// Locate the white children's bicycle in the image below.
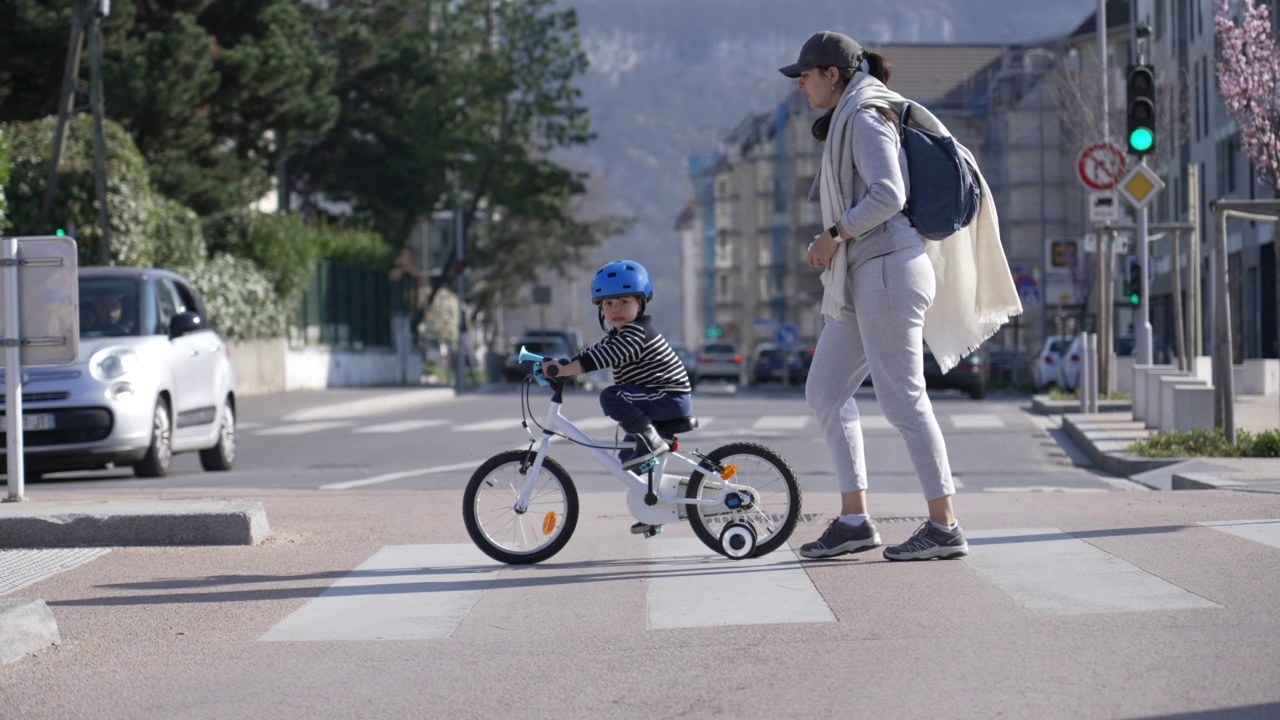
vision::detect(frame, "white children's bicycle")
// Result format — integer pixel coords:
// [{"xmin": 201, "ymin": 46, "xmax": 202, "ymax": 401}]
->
[{"xmin": 462, "ymin": 347, "xmax": 803, "ymax": 565}]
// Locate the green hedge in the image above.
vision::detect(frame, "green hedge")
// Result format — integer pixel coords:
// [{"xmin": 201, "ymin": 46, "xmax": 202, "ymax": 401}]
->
[{"xmin": 176, "ymin": 253, "xmax": 289, "ymax": 341}]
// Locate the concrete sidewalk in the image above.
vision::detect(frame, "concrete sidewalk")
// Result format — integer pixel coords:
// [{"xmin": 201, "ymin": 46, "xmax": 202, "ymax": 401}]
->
[{"xmin": 1038, "ymin": 392, "xmax": 1280, "ymax": 493}]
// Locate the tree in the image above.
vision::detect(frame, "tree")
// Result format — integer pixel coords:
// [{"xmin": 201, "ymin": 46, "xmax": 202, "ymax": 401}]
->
[
  {"xmin": 292, "ymin": 0, "xmax": 625, "ymax": 319},
  {"xmin": 1215, "ymin": 0, "xmax": 1280, "ymax": 365},
  {"xmin": 1214, "ymin": 0, "xmax": 1280, "ymax": 195},
  {"xmin": 0, "ymin": 0, "xmax": 339, "ymax": 218}
]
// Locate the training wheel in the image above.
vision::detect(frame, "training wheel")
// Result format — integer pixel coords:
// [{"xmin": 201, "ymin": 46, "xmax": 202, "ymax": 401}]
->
[{"xmin": 719, "ymin": 521, "xmax": 757, "ymax": 559}]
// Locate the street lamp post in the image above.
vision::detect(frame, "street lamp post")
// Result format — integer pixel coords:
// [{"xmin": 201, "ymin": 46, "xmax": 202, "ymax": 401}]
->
[
  {"xmin": 449, "ymin": 153, "xmax": 475, "ymax": 393},
  {"xmin": 453, "ymin": 183, "xmax": 466, "ymax": 393}
]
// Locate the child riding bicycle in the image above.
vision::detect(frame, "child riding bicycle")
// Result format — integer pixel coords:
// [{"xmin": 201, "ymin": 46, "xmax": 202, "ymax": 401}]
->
[{"xmin": 539, "ymin": 260, "xmax": 693, "ymax": 478}]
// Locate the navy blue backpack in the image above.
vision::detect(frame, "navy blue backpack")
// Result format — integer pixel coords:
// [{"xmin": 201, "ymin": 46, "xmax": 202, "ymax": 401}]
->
[{"xmin": 898, "ymin": 102, "xmax": 982, "ymax": 241}]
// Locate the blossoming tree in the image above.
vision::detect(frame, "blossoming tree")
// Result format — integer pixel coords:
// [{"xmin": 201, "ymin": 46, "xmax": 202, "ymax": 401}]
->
[{"xmin": 1214, "ymin": 0, "xmax": 1280, "ymax": 196}]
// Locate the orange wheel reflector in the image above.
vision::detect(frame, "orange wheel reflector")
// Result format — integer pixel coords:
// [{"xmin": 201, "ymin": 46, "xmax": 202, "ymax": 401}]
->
[
  {"xmin": 720, "ymin": 464, "xmax": 738, "ymax": 480},
  {"xmin": 542, "ymin": 511, "xmax": 558, "ymax": 535}
]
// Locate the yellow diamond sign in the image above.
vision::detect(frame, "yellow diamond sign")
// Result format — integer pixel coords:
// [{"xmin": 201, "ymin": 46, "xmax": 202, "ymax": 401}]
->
[{"xmin": 1117, "ymin": 163, "xmax": 1165, "ymax": 210}]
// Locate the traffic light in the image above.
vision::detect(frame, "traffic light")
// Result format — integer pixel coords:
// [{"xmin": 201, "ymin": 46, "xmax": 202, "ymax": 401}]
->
[
  {"xmin": 1126, "ymin": 64, "xmax": 1156, "ymax": 155},
  {"xmin": 1127, "ymin": 259, "xmax": 1142, "ymax": 306}
]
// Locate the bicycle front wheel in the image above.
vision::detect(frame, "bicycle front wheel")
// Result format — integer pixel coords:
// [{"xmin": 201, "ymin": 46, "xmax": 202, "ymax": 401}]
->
[
  {"xmin": 463, "ymin": 449, "xmax": 579, "ymax": 565},
  {"xmin": 685, "ymin": 442, "xmax": 802, "ymax": 558}
]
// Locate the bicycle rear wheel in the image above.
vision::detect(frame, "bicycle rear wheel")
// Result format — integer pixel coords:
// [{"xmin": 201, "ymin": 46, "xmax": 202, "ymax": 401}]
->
[
  {"xmin": 685, "ymin": 442, "xmax": 802, "ymax": 558},
  {"xmin": 463, "ymin": 449, "xmax": 578, "ymax": 565}
]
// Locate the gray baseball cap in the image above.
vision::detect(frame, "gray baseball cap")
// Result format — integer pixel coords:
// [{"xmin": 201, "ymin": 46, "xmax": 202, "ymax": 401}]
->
[{"xmin": 778, "ymin": 31, "xmax": 863, "ymax": 78}]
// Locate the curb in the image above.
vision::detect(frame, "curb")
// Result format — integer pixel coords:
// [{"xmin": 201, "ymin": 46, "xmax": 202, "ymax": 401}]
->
[
  {"xmin": 0, "ymin": 499, "xmax": 271, "ymax": 548},
  {"xmin": 1059, "ymin": 414, "xmax": 1176, "ymax": 479},
  {"xmin": 0, "ymin": 598, "xmax": 59, "ymax": 666}
]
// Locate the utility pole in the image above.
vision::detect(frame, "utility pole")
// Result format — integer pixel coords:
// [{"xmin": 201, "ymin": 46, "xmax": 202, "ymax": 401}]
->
[
  {"xmin": 89, "ymin": 0, "xmax": 110, "ymax": 265},
  {"xmin": 42, "ymin": 0, "xmax": 90, "ymax": 226},
  {"xmin": 42, "ymin": 0, "xmax": 111, "ymax": 264}
]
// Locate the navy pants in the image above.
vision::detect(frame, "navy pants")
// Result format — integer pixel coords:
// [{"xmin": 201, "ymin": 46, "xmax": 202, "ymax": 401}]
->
[{"xmin": 599, "ymin": 385, "xmax": 693, "ymax": 430}]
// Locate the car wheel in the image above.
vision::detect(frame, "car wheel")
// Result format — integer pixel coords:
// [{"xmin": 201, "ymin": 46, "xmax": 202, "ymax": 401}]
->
[
  {"xmin": 134, "ymin": 399, "xmax": 173, "ymax": 478},
  {"xmin": 199, "ymin": 399, "xmax": 236, "ymax": 472},
  {"xmin": 969, "ymin": 385, "xmax": 987, "ymax": 400}
]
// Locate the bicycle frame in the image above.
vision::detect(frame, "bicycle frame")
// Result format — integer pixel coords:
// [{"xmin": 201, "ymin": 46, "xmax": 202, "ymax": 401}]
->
[{"xmin": 513, "ymin": 388, "xmax": 741, "ymax": 519}]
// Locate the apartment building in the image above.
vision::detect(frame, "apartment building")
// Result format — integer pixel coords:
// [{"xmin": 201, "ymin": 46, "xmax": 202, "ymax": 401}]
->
[{"xmin": 680, "ymin": 0, "xmax": 1279, "ymax": 376}]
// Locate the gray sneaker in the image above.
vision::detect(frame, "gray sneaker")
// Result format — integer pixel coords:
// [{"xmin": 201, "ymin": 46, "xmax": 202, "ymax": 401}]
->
[
  {"xmin": 883, "ymin": 521, "xmax": 970, "ymax": 561},
  {"xmin": 798, "ymin": 518, "xmax": 881, "ymax": 559}
]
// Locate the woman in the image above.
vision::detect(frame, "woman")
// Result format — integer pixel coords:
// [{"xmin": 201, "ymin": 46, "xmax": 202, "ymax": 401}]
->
[{"xmin": 778, "ymin": 31, "xmax": 1020, "ymax": 561}]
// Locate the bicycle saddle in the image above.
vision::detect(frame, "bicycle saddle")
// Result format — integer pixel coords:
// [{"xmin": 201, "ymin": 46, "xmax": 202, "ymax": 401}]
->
[{"xmin": 654, "ymin": 416, "xmax": 699, "ymax": 437}]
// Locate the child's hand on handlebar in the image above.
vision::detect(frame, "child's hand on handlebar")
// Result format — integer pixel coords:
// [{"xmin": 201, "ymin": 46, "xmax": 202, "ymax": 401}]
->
[{"xmin": 540, "ymin": 357, "xmax": 578, "ymax": 379}]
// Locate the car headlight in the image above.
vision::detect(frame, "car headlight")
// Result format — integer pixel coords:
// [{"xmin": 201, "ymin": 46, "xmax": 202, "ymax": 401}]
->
[{"xmin": 90, "ymin": 347, "xmax": 139, "ymax": 380}]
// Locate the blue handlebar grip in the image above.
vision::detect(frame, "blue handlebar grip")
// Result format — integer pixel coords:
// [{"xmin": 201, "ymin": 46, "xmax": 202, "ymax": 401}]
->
[{"xmin": 517, "ymin": 346, "xmax": 552, "ymax": 387}]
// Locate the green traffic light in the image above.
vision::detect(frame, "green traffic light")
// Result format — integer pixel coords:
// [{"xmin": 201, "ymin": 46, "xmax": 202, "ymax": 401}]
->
[
  {"xmin": 1129, "ymin": 127, "xmax": 1154, "ymax": 153},
  {"xmin": 55, "ymin": 228, "xmax": 66, "ymax": 236},
  {"xmin": 1130, "ymin": 292, "xmax": 1141, "ymax": 305}
]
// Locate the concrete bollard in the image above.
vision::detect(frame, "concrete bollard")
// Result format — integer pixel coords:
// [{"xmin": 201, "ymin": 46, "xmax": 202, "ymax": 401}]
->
[
  {"xmin": 1157, "ymin": 376, "xmax": 1210, "ymax": 433},
  {"xmin": 1135, "ymin": 365, "xmax": 1180, "ymax": 423},
  {"xmin": 1173, "ymin": 385, "xmax": 1217, "ymax": 434},
  {"xmin": 1238, "ymin": 359, "xmax": 1279, "ymax": 396}
]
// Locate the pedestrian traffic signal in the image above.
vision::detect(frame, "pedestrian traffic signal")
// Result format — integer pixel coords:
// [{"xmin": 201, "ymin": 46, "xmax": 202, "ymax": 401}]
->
[
  {"xmin": 1126, "ymin": 64, "xmax": 1156, "ymax": 155},
  {"xmin": 1128, "ymin": 259, "xmax": 1142, "ymax": 306}
]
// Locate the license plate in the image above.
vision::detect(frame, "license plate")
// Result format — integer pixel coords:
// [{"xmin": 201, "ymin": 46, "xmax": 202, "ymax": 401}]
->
[{"xmin": 23, "ymin": 413, "xmax": 55, "ymax": 431}]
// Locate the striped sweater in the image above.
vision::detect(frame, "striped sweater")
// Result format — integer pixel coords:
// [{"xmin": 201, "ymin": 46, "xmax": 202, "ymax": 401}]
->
[{"xmin": 575, "ymin": 316, "xmax": 691, "ymax": 393}]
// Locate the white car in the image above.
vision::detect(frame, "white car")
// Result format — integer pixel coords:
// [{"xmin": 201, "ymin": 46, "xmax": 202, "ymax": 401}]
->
[
  {"xmin": 1033, "ymin": 334, "xmax": 1074, "ymax": 390},
  {"xmin": 1, "ymin": 267, "xmax": 237, "ymax": 480},
  {"xmin": 1057, "ymin": 335, "xmax": 1082, "ymax": 391}
]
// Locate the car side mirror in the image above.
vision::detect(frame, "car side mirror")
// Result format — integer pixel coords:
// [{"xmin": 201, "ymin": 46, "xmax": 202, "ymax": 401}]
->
[{"xmin": 170, "ymin": 310, "xmax": 204, "ymax": 338}]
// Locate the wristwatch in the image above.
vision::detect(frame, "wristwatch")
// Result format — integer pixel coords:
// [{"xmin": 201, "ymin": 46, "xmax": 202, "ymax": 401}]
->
[{"xmin": 827, "ymin": 223, "xmax": 841, "ymax": 241}]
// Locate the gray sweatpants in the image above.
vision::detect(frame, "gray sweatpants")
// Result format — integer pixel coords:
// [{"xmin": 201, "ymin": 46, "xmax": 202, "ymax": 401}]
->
[{"xmin": 804, "ymin": 244, "xmax": 954, "ymax": 500}]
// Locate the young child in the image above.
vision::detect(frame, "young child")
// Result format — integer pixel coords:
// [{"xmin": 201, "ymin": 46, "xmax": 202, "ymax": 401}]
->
[{"xmin": 540, "ymin": 259, "xmax": 692, "ymax": 472}]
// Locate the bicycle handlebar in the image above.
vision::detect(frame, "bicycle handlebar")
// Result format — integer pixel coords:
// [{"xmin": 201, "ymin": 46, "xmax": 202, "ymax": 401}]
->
[{"xmin": 516, "ymin": 345, "xmax": 561, "ymax": 387}]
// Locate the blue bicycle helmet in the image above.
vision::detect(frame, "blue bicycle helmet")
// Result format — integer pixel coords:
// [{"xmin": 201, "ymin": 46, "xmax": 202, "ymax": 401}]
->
[{"xmin": 591, "ymin": 260, "xmax": 653, "ymax": 304}]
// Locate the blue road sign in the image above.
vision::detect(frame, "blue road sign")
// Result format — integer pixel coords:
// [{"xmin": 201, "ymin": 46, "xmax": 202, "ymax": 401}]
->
[{"xmin": 776, "ymin": 323, "xmax": 800, "ymax": 347}]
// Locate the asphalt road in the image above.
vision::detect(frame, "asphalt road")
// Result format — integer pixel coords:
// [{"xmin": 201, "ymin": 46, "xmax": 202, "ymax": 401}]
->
[
  {"xmin": 21, "ymin": 384, "xmax": 1137, "ymax": 498},
  {"xmin": 5, "ymin": 386, "xmax": 1279, "ymax": 718}
]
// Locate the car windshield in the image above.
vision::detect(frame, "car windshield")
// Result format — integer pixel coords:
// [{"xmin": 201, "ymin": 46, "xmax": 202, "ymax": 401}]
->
[
  {"xmin": 79, "ymin": 278, "xmax": 140, "ymax": 338},
  {"xmin": 518, "ymin": 339, "xmax": 568, "ymax": 357}
]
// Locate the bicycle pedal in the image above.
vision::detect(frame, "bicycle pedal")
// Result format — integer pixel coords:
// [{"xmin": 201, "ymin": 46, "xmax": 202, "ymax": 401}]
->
[
  {"xmin": 636, "ymin": 458, "xmax": 659, "ymax": 474},
  {"xmin": 642, "ymin": 525, "xmax": 664, "ymax": 539}
]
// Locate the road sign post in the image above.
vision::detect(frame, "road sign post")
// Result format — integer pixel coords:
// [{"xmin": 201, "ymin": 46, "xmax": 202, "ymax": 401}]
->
[
  {"xmin": 1116, "ymin": 162, "xmax": 1165, "ymax": 364},
  {"xmin": 1, "ymin": 236, "xmax": 80, "ymax": 502}
]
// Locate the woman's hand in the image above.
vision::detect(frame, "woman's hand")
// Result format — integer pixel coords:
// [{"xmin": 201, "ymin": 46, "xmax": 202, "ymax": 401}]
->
[{"xmin": 808, "ymin": 232, "xmax": 839, "ymax": 269}]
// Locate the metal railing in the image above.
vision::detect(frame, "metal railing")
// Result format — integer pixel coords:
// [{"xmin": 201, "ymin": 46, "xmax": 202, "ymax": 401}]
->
[{"xmin": 293, "ymin": 260, "xmax": 412, "ymax": 348}]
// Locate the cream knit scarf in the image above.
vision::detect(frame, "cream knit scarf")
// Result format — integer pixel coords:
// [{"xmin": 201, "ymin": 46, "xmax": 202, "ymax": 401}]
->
[{"xmin": 819, "ymin": 73, "xmax": 1023, "ymax": 373}]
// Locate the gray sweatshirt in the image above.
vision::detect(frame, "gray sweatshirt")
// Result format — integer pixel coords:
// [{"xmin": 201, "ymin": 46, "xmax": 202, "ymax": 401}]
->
[{"xmin": 824, "ymin": 108, "xmax": 923, "ymax": 274}]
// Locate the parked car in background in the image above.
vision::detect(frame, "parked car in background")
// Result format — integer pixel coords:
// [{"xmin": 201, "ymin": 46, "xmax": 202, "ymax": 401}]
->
[
  {"xmin": 1034, "ymin": 334, "xmax": 1074, "ymax": 390},
  {"xmin": 923, "ymin": 346, "xmax": 987, "ymax": 399},
  {"xmin": 3, "ymin": 267, "xmax": 237, "ymax": 480},
  {"xmin": 502, "ymin": 335, "xmax": 571, "ymax": 382},
  {"xmin": 522, "ymin": 327, "xmax": 584, "ymax": 356},
  {"xmin": 697, "ymin": 341, "xmax": 743, "ymax": 385},
  {"xmin": 749, "ymin": 343, "xmax": 809, "ymax": 385},
  {"xmin": 1059, "ymin": 335, "xmax": 1134, "ymax": 392},
  {"xmin": 669, "ymin": 341, "xmax": 700, "ymax": 390}
]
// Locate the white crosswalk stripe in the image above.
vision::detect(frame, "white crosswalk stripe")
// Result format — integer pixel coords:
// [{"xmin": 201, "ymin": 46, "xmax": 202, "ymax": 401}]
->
[
  {"xmin": 752, "ymin": 415, "xmax": 809, "ymax": 430},
  {"xmin": 253, "ymin": 421, "xmax": 355, "ymax": 436},
  {"xmin": 646, "ymin": 538, "xmax": 834, "ymax": 628},
  {"xmin": 453, "ymin": 419, "xmax": 525, "ymax": 432},
  {"xmin": 244, "ymin": 413, "xmax": 1011, "ymax": 438},
  {"xmin": 259, "ymin": 544, "xmax": 496, "ymax": 642},
  {"xmin": 1198, "ymin": 519, "xmax": 1280, "ymax": 549},
  {"xmin": 354, "ymin": 419, "xmax": 449, "ymax": 434},
  {"xmin": 949, "ymin": 414, "xmax": 1007, "ymax": 429},
  {"xmin": 963, "ymin": 528, "xmax": 1221, "ymax": 614},
  {"xmin": 256, "ymin": 518, "xmax": 1280, "ymax": 640}
]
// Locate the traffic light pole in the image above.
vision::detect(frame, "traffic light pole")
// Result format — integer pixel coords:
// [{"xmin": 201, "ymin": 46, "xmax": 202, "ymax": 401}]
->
[{"xmin": 1136, "ymin": 158, "xmax": 1152, "ymax": 365}]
